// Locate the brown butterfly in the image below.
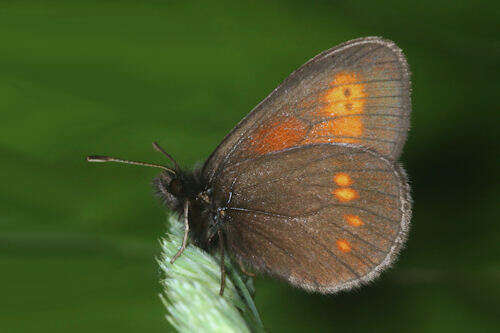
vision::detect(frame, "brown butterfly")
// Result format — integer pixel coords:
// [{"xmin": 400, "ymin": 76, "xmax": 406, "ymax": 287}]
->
[{"xmin": 88, "ymin": 37, "xmax": 412, "ymax": 296}]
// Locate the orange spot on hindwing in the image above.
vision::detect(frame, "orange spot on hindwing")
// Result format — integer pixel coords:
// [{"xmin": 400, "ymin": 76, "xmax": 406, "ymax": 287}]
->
[
  {"xmin": 336, "ymin": 239, "xmax": 351, "ymax": 253},
  {"xmin": 333, "ymin": 172, "xmax": 353, "ymax": 186},
  {"xmin": 344, "ymin": 214, "xmax": 364, "ymax": 227},
  {"xmin": 251, "ymin": 116, "xmax": 307, "ymax": 155},
  {"xmin": 332, "ymin": 172, "xmax": 358, "ymax": 202},
  {"xmin": 333, "ymin": 188, "xmax": 358, "ymax": 202}
]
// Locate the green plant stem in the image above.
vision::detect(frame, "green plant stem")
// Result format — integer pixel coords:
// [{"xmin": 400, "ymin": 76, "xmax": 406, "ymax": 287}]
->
[{"xmin": 158, "ymin": 215, "xmax": 264, "ymax": 332}]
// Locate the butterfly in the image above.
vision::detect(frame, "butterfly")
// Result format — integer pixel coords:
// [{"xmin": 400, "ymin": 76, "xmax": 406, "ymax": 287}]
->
[{"xmin": 88, "ymin": 37, "xmax": 412, "ymax": 296}]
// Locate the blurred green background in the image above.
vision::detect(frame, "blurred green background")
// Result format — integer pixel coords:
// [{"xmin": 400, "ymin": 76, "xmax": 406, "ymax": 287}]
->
[{"xmin": 1, "ymin": 0, "xmax": 498, "ymax": 332}]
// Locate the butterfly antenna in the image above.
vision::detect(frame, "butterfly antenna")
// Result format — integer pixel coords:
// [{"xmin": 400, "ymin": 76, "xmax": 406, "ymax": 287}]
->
[
  {"xmin": 152, "ymin": 142, "xmax": 181, "ymax": 171},
  {"xmin": 86, "ymin": 155, "xmax": 176, "ymax": 174}
]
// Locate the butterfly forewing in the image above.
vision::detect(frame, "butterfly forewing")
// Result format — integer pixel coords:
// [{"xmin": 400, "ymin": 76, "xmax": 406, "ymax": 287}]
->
[
  {"xmin": 213, "ymin": 144, "xmax": 411, "ymax": 292},
  {"xmin": 203, "ymin": 37, "xmax": 410, "ymax": 185}
]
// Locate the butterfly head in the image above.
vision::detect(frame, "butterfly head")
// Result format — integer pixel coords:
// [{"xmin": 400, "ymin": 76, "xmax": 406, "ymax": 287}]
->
[{"xmin": 153, "ymin": 171, "xmax": 185, "ymax": 212}]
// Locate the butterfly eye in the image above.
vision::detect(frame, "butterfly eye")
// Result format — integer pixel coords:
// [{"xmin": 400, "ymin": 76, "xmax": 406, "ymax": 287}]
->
[{"xmin": 169, "ymin": 178, "xmax": 184, "ymax": 197}]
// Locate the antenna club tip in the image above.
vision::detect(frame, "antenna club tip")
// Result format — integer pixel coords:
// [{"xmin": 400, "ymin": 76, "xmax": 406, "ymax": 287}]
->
[{"xmin": 86, "ymin": 155, "xmax": 110, "ymax": 162}]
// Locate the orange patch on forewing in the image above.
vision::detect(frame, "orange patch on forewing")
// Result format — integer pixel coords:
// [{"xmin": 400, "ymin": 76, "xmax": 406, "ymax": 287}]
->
[
  {"xmin": 333, "ymin": 188, "xmax": 358, "ymax": 202},
  {"xmin": 251, "ymin": 116, "xmax": 307, "ymax": 155},
  {"xmin": 333, "ymin": 172, "xmax": 353, "ymax": 186},
  {"xmin": 336, "ymin": 239, "xmax": 351, "ymax": 253},
  {"xmin": 322, "ymin": 76, "xmax": 366, "ymax": 117},
  {"xmin": 344, "ymin": 214, "xmax": 364, "ymax": 227},
  {"xmin": 308, "ymin": 71, "xmax": 366, "ymax": 145},
  {"xmin": 307, "ymin": 116, "xmax": 364, "ymax": 144}
]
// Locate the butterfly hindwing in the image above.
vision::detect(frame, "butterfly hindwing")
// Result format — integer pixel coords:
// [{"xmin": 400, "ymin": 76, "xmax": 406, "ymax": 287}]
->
[
  {"xmin": 203, "ymin": 37, "xmax": 411, "ymax": 185},
  {"xmin": 212, "ymin": 143, "xmax": 411, "ymax": 292}
]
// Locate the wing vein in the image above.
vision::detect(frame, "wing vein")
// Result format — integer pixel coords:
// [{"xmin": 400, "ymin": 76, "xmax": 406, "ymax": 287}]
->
[{"xmin": 236, "ymin": 212, "xmax": 362, "ymax": 279}]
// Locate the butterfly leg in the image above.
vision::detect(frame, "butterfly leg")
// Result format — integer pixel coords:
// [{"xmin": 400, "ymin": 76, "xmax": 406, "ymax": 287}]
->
[
  {"xmin": 218, "ymin": 230, "xmax": 226, "ymax": 296},
  {"xmin": 238, "ymin": 258, "xmax": 255, "ymax": 277},
  {"xmin": 170, "ymin": 200, "xmax": 189, "ymax": 264}
]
